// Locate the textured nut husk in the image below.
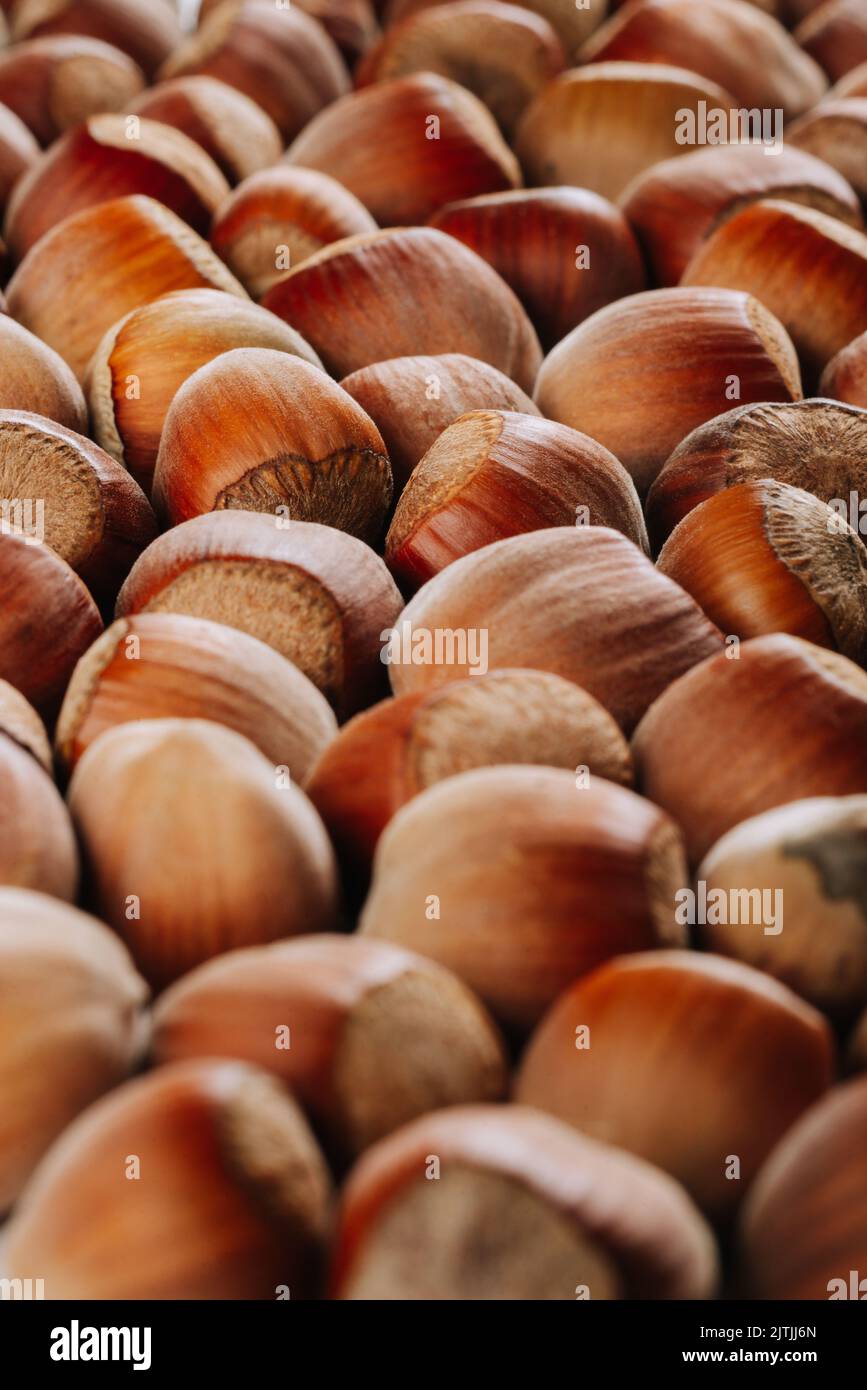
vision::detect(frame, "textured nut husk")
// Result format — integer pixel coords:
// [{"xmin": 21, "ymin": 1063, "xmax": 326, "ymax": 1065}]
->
[
  {"xmin": 581, "ymin": 0, "xmax": 827, "ymax": 119},
  {"xmin": 116, "ymin": 513, "xmax": 403, "ymax": 718},
  {"xmin": 516, "ymin": 951, "xmax": 834, "ymax": 1223},
  {"xmin": 0, "ymin": 410, "xmax": 156, "ymax": 606},
  {"xmin": 0, "ymin": 101, "xmax": 39, "ymax": 210},
  {"xmin": 0, "ymin": 35, "xmax": 145, "ymax": 145},
  {"xmin": 391, "ymin": 526, "xmax": 723, "ymax": 732},
  {"xmin": 821, "ymin": 329, "xmax": 867, "ymax": 407},
  {"xmin": 515, "ymin": 62, "xmax": 736, "ymax": 201},
  {"xmin": 4, "ymin": 113, "xmax": 231, "ymax": 260},
  {"xmin": 682, "ymin": 199, "xmax": 867, "ymax": 388},
  {"xmin": 796, "ymin": 0, "xmax": 867, "ymax": 82},
  {"xmin": 160, "ymin": 1, "xmax": 349, "ymax": 142},
  {"xmin": 656, "ymin": 479, "xmax": 867, "ymax": 661},
  {"xmin": 0, "ymin": 531, "xmax": 103, "ymax": 718},
  {"xmin": 632, "ymin": 634, "xmax": 867, "ymax": 864},
  {"xmin": 332, "ymin": 1104, "xmax": 719, "ymax": 1300},
  {"xmin": 360, "ymin": 765, "xmax": 688, "ymax": 1032},
  {"xmin": 263, "ymin": 227, "xmax": 542, "ymax": 393},
  {"xmin": 306, "ymin": 670, "xmax": 633, "ymax": 887},
  {"xmin": 3, "ymin": 1058, "xmax": 332, "ymax": 1298},
  {"xmin": 86, "ymin": 289, "xmax": 321, "ymax": 497},
  {"xmin": 341, "ymin": 354, "xmax": 539, "ymax": 495},
  {"xmin": 6, "ymin": 194, "xmax": 247, "ymax": 382},
  {"xmin": 534, "ymin": 287, "xmax": 802, "ymax": 495},
  {"xmin": 68, "ymin": 718, "xmax": 340, "ymax": 988},
  {"xmin": 789, "ymin": 99, "xmax": 867, "ymax": 206},
  {"xmin": 152, "ymin": 934, "xmax": 508, "ymax": 1162},
  {"xmin": 55, "ymin": 612, "xmax": 338, "ymax": 779},
  {"xmin": 646, "ymin": 398, "xmax": 867, "ymax": 548},
  {"xmin": 620, "ymin": 144, "xmax": 863, "ymax": 287},
  {"xmin": 386, "ymin": 410, "xmax": 648, "ymax": 590},
  {"xmin": 211, "ymin": 165, "xmax": 377, "ymax": 299},
  {"xmin": 739, "ymin": 1077, "xmax": 867, "ymax": 1297},
  {"xmin": 0, "ymin": 887, "xmax": 148, "ymax": 1213},
  {"xmin": 698, "ymin": 797, "xmax": 867, "ymax": 1019},
  {"xmin": 0, "ymin": 316, "xmax": 86, "ymax": 432},
  {"xmin": 430, "ymin": 186, "xmax": 646, "ymax": 350},
  {"xmin": 286, "ymin": 72, "xmax": 521, "ymax": 227},
  {"xmin": 130, "ymin": 75, "xmax": 282, "ymax": 186},
  {"xmin": 356, "ymin": 0, "xmax": 565, "ymax": 137},
  {"xmin": 384, "ymin": 0, "xmax": 608, "ymax": 59},
  {"xmin": 0, "ymin": 680, "xmax": 52, "ymax": 770},
  {"xmin": 152, "ymin": 348, "xmax": 392, "ymax": 544},
  {"xmin": 12, "ymin": 0, "xmax": 183, "ymax": 78},
  {"xmin": 0, "ymin": 732, "xmax": 78, "ymax": 900}
]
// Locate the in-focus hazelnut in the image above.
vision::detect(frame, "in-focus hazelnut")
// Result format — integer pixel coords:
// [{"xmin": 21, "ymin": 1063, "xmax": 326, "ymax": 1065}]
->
[
  {"xmin": 0, "ymin": 35, "xmax": 145, "ymax": 145},
  {"xmin": 0, "ymin": 315, "xmax": 87, "ymax": 432},
  {"xmin": 11, "ymin": 0, "xmax": 182, "ymax": 79},
  {"xmin": 515, "ymin": 951, "xmax": 834, "ymax": 1222},
  {"xmin": 130, "ymin": 75, "xmax": 282, "ymax": 186},
  {"xmin": 821, "ymin": 329, "xmax": 867, "ymax": 406}
]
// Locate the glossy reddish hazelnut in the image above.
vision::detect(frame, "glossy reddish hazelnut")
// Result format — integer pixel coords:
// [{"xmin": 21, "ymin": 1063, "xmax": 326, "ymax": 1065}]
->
[
  {"xmin": 130, "ymin": 75, "xmax": 282, "ymax": 186},
  {"xmin": 0, "ymin": 316, "xmax": 86, "ymax": 432},
  {"xmin": 11, "ymin": 0, "xmax": 181, "ymax": 78},
  {"xmin": 0, "ymin": 35, "xmax": 145, "ymax": 145},
  {"xmin": 821, "ymin": 329, "xmax": 867, "ymax": 406},
  {"xmin": 795, "ymin": 0, "xmax": 867, "ymax": 82},
  {"xmin": 534, "ymin": 287, "xmax": 802, "ymax": 495}
]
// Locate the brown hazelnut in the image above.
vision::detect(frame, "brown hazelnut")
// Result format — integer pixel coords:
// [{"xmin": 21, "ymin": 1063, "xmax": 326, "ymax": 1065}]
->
[
  {"xmin": 789, "ymin": 98, "xmax": 867, "ymax": 207},
  {"xmin": 116, "ymin": 513, "xmax": 403, "ymax": 718},
  {"xmin": 55, "ymin": 612, "xmax": 338, "ymax": 780},
  {"xmin": 360, "ymin": 765, "xmax": 688, "ymax": 1032},
  {"xmin": 261, "ymin": 227, "xmax": 542, "ymax": 392},
  {"xmin": 632, "ymin": 634, "xmax": 867, "ymax": 864},
  {"xmin": 197, "ymin": 0, "xmax": 381, "ymax": 68},
  {"xmin": 3, "ymin": 1059, "xmax": 332, "ymax": 1298},
  {"xmin": 0, "ymin": 677, "xmax": 52, "ymax": 771},
  {"xmin": 0, "ymin": 100, "xmax": 39, "ymax": 213},
  {"xmin": 0, "ymin": 35, "xmax": 145, "ymax": 146},
  {"xmin": 11, "ymin": 0, "xmax": 182, "ymax": 79},
  {"xmin": 152, "ymin": 348, "xmax": 392, "ymax": 543},
  {"xmin": 534, "ymin": 288, "xmax": 802, "ymax": 495},
  {"xmin": 129, "ymin": 75, "xmax": 282, "ymax": 186},
  {"xmin": 0, "ymin": 710, "xmax": 78, "ymax": 902},
  {"xmin": 429, "ymin": 187, "xmax": 646, "ymax": 349},
  {"xmin": 821, "ymin": 329, "xmax": 867, "ymax": 406},
  {"xmin": 0, "ymin": 315, "xmax": 87, "ymax": 432},
  {"xmin": 384, "ymin": 0, "xmax": 608, "ymax": 61},
  {"xmin": 86, "ymin": 288, "xmax": 321, "ymax": 498},
  {"xmin": 286, "ymin": 72, "xmax": 520, "ymax": 226},
  {"xmin": 515, "ymin": 951, "xmax": 834, "ymax": 1222},
  {"xmin": 385, "ymin": 410, "xmax": 648, "ymax": 590},
  {"xmin": 795, "ymin": 0, "xmax": 867, "ymax": 82}
]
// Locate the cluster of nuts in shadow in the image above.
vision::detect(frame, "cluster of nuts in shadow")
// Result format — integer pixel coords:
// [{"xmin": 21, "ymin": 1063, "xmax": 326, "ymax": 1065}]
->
[{"xmin": 0, "ymin": 0, "xmax": 866, "ymax": 1303}]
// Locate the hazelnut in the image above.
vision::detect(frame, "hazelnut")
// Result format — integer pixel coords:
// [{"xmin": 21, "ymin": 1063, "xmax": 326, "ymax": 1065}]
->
[
  {"xmin": 385, "ymin": 410, "xmax": 648, "ymax": 591},
  {"xmin": 620, "ymin": 144, "xmax": 862, "ymax": 287},
  {"xmin": 0, "ymin": 702, "xmax": 78, "ymax": 901},
  {"xmin": 2, "ymin": 1059, "xmax": 332, "ymax": 1298},
  {"xmin": 86, "ymin": 288, "xmax": 322, "ymax": 498},
  {"xmin": 152, "ymin": 934, "xmax": 508, "ymax": 1163},
  {"xmin": 646, "ymin": 398, "xmax": 867, "ymax": 548},
  {"xmin": 0, "ymin": 677, "xmax": 52, "ymax": 771},
  {"xmin": 0, "ymin": 101, "xmax": 39, "ymax": 214},
  {"xmin": 0, "ymin": 315, "xmax": 87, "ymax": 433},
  {"xmin": 0, "ymin": 35, "xmax": 145, "ymax": 146},
  {"xmin": 697, "ymin": 796, "xmax": 867, "ymax": 1019},
  {"xmin": 795, "ymin": 0, "xmax": 867, "ymax": 82},
  {"xmin": 0, "ymin": 887, "xmax": 148, "ymax": 1213},
  {"xmin": 739, "ymin": 1077, "xmax": 867, "ymax": 1298},
  {"xmin": 210, "ymin": 166, "xmax": 377, "ymax": 300},
  {"xmin": 160, "ymin": 0, "xmax": 349, "ymax": 143},
  {"xmin": 130, "ymin": 75, "xmax": 282, "ymax": 186},
  {"xmin": 340, "ymin": 354, "xmax": 539, "ymax": 496},
  {"xmin": 534, "ymin": 288, "xmax": 802, "ymax": 496},
  {"xmin": 115, "ymin": 513, "xmax": 403, "ymax": 717},
  {"xmin": 0, "ymin": 529, "xmax": 103, "ymax": 718},
  {"xmin": 429, "ymin": 187, "xmax": 646, "ymax": 350},
  {"xmin": 656, "ymin": 479, "xmax": 867, "ymax": 661},
  {"xmin": 821, "ymin": 329, "xmax": 867, "ymax": 406},
  {"xmin": 152, "ymin": 348, "xmax": 392, "ymax": 543},
  {"xmin": 682, "ymin": 198, "xmax": 867, "ymax": 388},
  {"xmin": 789, "ymin": 100, "xmax": 867, "ymax": 210},
  {"xmin": 306, "ymin": 670, "xmax": 633, "ymax": 890},
  {"xmin": 331, "ymin": 1105, "xmax": 718, "ymax": 1300},
  {"xmin": 55, "ymin": 612, "xmax": 338, "ymax": 779},
  {"xmin": 632, "ymin": 634, "xmax": 867, "ymax": 864},
  {"xmin": 197, "ymin": 0, "xmax": 380, "ymax": 68},
  {"xmin": 515, "ymin": 62, "xmax": 736, "ymax": 201},
  {"xmin": 581, "ymin": 0, "xmax": 827, "ymax": 119},
  {"xmin": 360, "ymin": 765, "xmax": 688, "ymax": 1032},
  {"xmin": 515, "ymin": 951, "xmax": 834, "ymax": 1222},
  {"xmin": 4, "ymin": 113, "xmax": 231, "ymax": 261},
  {"xmin": 11, "ymin": 0, "xmax": 183, "ymax": 79},
  {"xmin": 384, "ymin": 0, "xmax": 608, "ymax": 61},
  {"xmin": 68, "ymin": 718, "xmax": 340, "ymax": 987},
  {"xmin": 286, "ymin": 73, "xmax": 520, "ymax": 227},
  {"xmin": 6, "ymin": 194, "xmax": 246, "ymax": 382},
  {"xmin": 262, "ymin": 228, "xmax": 542, "ymax": 392},
  {"xmin": 0, "ymin": 410, "xmax": 156, "ymax": 607},
  {"xmin": 389, "ymin": 526, "xmax": 723, "ymax": 730},
  {"xmin": 356, "ymin": 0, "xmax": 565, "ymax": 137}
]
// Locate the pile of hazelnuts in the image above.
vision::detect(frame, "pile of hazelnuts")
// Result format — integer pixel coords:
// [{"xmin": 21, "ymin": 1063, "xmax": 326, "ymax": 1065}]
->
[{"xmin": 0, "ymin": 0, "xmax": 865, "ymax": 1302}]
